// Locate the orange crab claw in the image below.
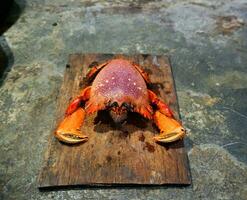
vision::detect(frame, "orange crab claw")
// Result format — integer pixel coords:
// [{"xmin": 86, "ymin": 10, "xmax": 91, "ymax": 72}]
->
[
  {"xmin": 153, "ymin": 111, "xmax": 185, "ymax": 143},
  {"xmin": 54, "ymin": 108, "xmax": 88, "ymax": 144}
]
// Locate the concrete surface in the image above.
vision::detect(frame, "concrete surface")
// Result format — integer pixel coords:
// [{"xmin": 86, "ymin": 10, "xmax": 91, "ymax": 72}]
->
[{"xmin": 0, "ymin": 0, "xmax": 246, "ymax": 199}]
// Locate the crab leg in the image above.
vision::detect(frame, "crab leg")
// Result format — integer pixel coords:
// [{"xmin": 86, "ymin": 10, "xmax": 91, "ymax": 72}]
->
[
  {"xmin": 86, "ymin": 61, "xmax": 109, "ymax": 80},
  {"xmin": 148, "ymin": 90, "xmax": 185, "ymax": 143},
  {"xmin": 148, "ymin": 90, "xmax": 174, "ymax": 117},
  {"xmin": 54, "ymin": 87, "xmax": 91, "ymax": 144},
  {"xmin": 66, "ymin": 86, "xmax": 91, "ymax": 115},
  {"xmin": 133, "ymin": 63, "xmax": 151, "ymax": 83}
]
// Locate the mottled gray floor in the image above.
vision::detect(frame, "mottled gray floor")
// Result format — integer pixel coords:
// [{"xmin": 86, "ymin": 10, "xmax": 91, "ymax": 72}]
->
[{"xmin": 0, "ymin": 0, "xmax": 247, "ymax": 199}]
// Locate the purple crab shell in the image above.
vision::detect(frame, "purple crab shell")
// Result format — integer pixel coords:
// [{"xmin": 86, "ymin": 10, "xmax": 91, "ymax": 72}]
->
[{"xmin": 87, "ymin": 59, "xmax": 151, "ymax": 115}]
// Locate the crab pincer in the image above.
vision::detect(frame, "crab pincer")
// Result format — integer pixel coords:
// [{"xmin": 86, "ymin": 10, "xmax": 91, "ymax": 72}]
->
[
  {"xmin": 54, "ymin": 108, "xmax": 88, "ymax": 144},
  {"xmin": 54, "ymin": 87, "xmax": 91, "ymax": 144},
  {"xmin": 153, "ymin": 111, "xmax": 185, "ymax": 143},
  {"xmin": 148, "ymin": 90, "xmax": 185, "ymax": 143}
]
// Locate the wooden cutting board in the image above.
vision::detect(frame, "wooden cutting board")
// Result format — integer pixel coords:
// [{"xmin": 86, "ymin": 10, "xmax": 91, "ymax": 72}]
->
[{"xmin": 38, "ymin": 54, "xmax": 191, "ymax": 188}]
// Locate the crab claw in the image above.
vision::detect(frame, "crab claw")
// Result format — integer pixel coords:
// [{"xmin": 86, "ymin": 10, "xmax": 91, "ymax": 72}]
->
[
  {"xmin": 153, "ymin": 111, "xmax": 185, "ymax": 143},
  {"xmin": 54, "ymin": 108, "xmax": 88, "ymax": 144}
]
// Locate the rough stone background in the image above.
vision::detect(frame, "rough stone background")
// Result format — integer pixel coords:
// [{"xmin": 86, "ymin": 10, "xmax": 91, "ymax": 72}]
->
[{"xmin": 0, "ymin": 0, "xmax": 247, "ymax": 199}]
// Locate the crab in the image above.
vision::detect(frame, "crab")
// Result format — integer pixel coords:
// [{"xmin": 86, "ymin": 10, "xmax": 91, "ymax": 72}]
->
[{"xmin": 54, "ymin": 59, "xmax": 185, "ymax": 144}]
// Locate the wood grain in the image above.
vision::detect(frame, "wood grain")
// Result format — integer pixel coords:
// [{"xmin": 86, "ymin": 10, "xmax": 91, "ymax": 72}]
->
[{"xmin": 38, "ymin": 54, "xmax": 191, "ymax": 187}]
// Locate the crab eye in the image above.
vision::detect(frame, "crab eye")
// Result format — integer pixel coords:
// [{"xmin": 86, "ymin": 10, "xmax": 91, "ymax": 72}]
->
[
  {"xmin": 122, "ymin": 102, "xmax": 132, "ymax": 111},
  {"xmin": 111, "ymin": 102, "xmax": 119, "ymax": 107}
]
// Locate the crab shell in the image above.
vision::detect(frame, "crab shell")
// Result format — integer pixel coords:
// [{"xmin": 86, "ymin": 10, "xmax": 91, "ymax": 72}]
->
[
  {"xmin": 85, "ymin": 59, "xmax": 153, "ymax": 122},
  {"xmin": 54, "ymin": 58, "xmax": 186, "ymax": 144}
]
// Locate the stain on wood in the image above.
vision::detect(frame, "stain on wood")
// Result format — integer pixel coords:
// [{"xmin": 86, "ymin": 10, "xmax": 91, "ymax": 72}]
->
[{"xmin": 38, "ymin": 54, "xmax": 191, "ymax": 188}]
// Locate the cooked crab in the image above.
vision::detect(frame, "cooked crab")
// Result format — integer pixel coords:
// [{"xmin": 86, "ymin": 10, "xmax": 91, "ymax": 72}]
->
[{"xmin": 54, "ymin": 59, "xmax": 185, "ymax": 144}]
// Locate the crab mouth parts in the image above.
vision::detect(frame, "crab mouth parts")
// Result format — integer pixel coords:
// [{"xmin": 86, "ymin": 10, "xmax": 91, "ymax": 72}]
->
[
  {"xmin": 108, "ymin": 101, "xmax": 133, "ymax": 124},
  {"xmin": 110, "ymin": 110, "xmax": 128, "ymax": 124}
]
